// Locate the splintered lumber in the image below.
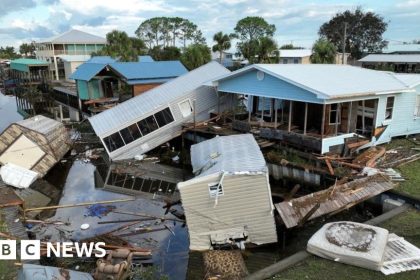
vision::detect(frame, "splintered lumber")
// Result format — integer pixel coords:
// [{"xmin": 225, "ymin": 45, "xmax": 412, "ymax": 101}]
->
[
  {"xmin": 298, "ymin": 203, "xmax": 320, "ymax": 227},
  {"xmin": 275, "ymin": 174, "xmax": 396, "ymax": 228},
  {"xmin": 284, "ymin": 184, "xmax": 301, "ymax": 201},
  {"xmin": 325, "ymin": 159, "xmax": 334, "ymax": 175},
  {"xmin": 117, "ymin": 227, "xmax": 167, "ymax": 237},
  {"xmin": 24, "ymin": 198, "xmax": 135, "ymax": 212},
  {"xmin": 97, "ymin": 218, "xmax": 156, "ymax": 224},
  {"xmin": 353, "ymin": 146, "xmax": 386, "ymax": 167},
  {"xmin": 112, "ymin": 210, "xmax": 184, "ymax": 223}
]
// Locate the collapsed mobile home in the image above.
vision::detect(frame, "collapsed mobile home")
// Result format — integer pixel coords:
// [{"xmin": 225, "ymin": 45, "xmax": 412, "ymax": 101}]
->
[
  {"xmin": 212, "ymin": 64, "xmax": 420, "ymax": 154},
  {"xmin": 89, "ymin": 62, "xmax": 231, "ymax": 160},
  {"xmin": 178, "ymin": 134, "xmax": 277, "ymax": 250}
]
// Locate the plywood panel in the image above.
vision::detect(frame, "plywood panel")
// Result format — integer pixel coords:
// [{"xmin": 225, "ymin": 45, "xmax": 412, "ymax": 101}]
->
[{"xmin": 0, "ymin": 135, "xmax": 45, "ymax": 169}]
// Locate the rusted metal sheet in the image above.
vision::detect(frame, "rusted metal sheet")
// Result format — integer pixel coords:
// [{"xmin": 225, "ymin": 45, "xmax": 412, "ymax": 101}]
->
[{"xmin": 275, "ymin": 174, "xmax": 395, "ymax": 228}]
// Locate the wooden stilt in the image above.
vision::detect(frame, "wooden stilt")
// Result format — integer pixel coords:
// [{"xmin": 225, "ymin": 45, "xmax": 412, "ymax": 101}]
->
[
  {"xmin": 288, "ymin": 101, "xmax": 293, "ymax": 132},
  {"xmin": 321, "ymin": 104, "xmax": 326, "ymax": 139},
  {"xmin": 274, "ymin": 99, "xmax": 278, "ymax": 128},
  {"xmin": 335, "ymin": 103, "xmax": 339, "ymax": 136},
  {"xmin": 347, "ymin": 101, "xmax": 352, "ymax": 133},
  {"xmin": 303, "ymin": 103, "xmax": 308, "ymax": 135}
]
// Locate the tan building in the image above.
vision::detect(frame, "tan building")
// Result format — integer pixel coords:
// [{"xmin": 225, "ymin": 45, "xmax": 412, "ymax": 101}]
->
[
  {"xmin": 279, "ymin": 49, "xmax": 312, "ymax": 64},
  {"xmin": 178, "ymin": 134, "xmax": 277, "ymax": 250}
]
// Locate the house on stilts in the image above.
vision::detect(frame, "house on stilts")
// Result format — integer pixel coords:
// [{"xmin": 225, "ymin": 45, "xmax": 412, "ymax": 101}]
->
[{"xmin": 212, "ymin": 64, "xmax": 420, "ymax": 154}]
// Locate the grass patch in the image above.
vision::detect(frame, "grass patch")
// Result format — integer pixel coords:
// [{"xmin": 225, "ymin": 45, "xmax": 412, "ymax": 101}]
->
[
  {"xmin": 0, "ymin": 210, "xmax": 18, "ymax": 279},
  {"xmin": 274, "ymin": 209, "xmax": 420, "ymax": 280},
  {"xmin": 396, "ymin": 160, "xmax": 420, "ymax": 199}
]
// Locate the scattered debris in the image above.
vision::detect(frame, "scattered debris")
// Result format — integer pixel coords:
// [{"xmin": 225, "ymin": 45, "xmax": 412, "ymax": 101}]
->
[
  {"xmin": 0, "ymin": 163, "xmax": 39, "ymax": 189},
  {"xmin": 85, "ymin": 204, "xmax": 116, "ymax": 218},
  {"xmin": 18, "ymin": 264, "xmax": 94, "ymax": 280},
  {"xmin": 203, "ymin": 250, "xmax": 249, "ymax": 280}
]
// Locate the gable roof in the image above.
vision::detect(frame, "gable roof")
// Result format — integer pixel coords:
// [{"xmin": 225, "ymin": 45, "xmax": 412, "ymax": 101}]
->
[
  {"xmin": 359, "ymin": 54, "xmax": 420, "ymax": 63},
  {"xmin": 89, "ymin": 61, "xmax": 230, "ymax": 137},
  {"xmin": 190, "ymin": 134, "xmax": 267, "ymax": 178},
  {"xmin": 10, "ymin": 58, "xmax": 49, "ymax": 72},
  {"xmin": 393, "ymin": 73, "xmax": 420, "ymax": 88},
  {"xmin": 69, "ymin": 63, "xmax": 106, "ymax": 81},
  {"xmin": 214, "ymin": 64, "xmax": 411, "ymax": 100},
  {"xmin": 16, "ymin": 115, "xmax": 62, "ymax": 138},
  {"xmin": 39, "ymin": 29, "xmax": 106, "ymax": 44},
  {"xmin": 279, "ymin": 49, "xmax": 312, "ymax": 58}
]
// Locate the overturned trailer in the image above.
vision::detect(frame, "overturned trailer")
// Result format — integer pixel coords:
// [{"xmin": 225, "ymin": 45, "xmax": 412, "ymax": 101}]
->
[
  {"xmin": 89, "ymin": 62, "xmax": 231, "ymax": 160},
  {"xmin": 178, "ymin": 134, "xmax": 277, "ymax": 250}
]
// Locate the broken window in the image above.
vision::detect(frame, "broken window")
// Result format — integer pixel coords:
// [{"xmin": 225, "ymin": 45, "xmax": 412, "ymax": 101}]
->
[
  {"xmin": 119, "ymin": 123, "xmax": 142, "ymax": 144},
  {"xmin": 179, "ymin": 99, "xmax": 193, "ymax": 118},
  {"xmin": 385, "ymin": 96, "xmax": 395, "ymax": 120},
  {"xmin": 208, "ymin": 182, "xmax": 224, "ymax": 198},
  {"xmin": 329, "ymin": 104, "xmax": 341, "ymax": 125},
  {"xmin": 137, "ymin": 115, "xmax": 159, "ymax": 136},
  {"xmin": 154, "ymin": 107, "xmax": 174, "ymax": 127},
  {"xmin": 415, "ymin": 96, "xmax": 420, "ymax": 117},
  {"xmin": 103, "ymin": 132, "xmax": 125, "ymax": 152}
]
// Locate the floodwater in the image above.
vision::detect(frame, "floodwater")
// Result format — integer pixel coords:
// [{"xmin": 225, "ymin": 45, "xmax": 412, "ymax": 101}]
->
[{"xmin": 0, "ymin": 91, "xmax": 23, "ymax": 132}]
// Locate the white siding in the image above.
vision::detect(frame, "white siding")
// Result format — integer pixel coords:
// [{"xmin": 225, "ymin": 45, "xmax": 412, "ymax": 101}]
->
[{"xmin": 178, "ymin": 173, "xmax": 277, "ymax": 250}]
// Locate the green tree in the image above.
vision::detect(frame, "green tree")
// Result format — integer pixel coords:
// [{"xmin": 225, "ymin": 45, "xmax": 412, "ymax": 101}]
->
[
  {"xmin": 311, "ymin": 38, "xmax": 337, "ymax": 64},
  {"xmin": 319, "ymin": 7, "xmax": 388, "ymax": 59},
  {"xmin": 149, "ymin": 46, "xmax": 181, "ymax": 61},
  {"xmin": 0, "ymin": 46, "xmax": 20, "ymax": 59},
  {"xmin": 279, "ymin": 44, "xmax": 304, "ymax": 50},
  {"xmin": 257, "ymin": 37, "xmax": 279, "ymax": 63},
  {"xmin": 92, "ymin": 30, "xmax": 145, "ymax": 62},
  {"xmin": 234, "ymin": 16, "xmax": 276, "ymax": 62},
  {"xmin": 180, "ymin": 44, "xmax": 211, "ymax": 70},
  {"xmin": 212, "ymin": 32, "xmax": 232, "ymax": 63},
  {"xmin": 19, "ymin": 43, "xmax": 35, "ymax": 57}
]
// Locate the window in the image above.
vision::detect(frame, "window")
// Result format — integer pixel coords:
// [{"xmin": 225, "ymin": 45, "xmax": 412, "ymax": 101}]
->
[
  {"xmin": 137, "ymin": 115, "xmax": 159, "ymax": 136},
  {"xmin": 119, "ymin": 123, "xmax": 142, "ymax": 145},
  {"xmin": 329, "ymin": 104, "xmax": 341, "ymax": 125},
  {"xmin": 282, "ymin": 58, "xmax": 288, "ymax": 64},
  {"xmin": 293, "ymin": 58, "xmax": 299, "ymax": 64},
  {"xmin": 103, "ymin": 132, "xmax": 125, "ymax": 152},
  {"xmin": 208, "ymin": 182, "xmax": 224, "ymax": 198},
  {"xmin": 385, "ymin": 96, "xmax": 395, "ymax": 120},
  {"xmin": 415, "ymin": 96, "xmax": 420, "ymax": 117},
  {"xmin": 179, "ymin": 99, "xmax": 193, "ymax": 118},
  {"xmin": 154, "ymin": 107, "xmax": 174, "ymax": 127}
]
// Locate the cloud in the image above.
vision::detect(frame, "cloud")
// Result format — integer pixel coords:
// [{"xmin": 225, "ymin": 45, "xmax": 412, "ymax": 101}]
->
[
  {"xmin": 0, "ymin": 25, "xmax": 54, "ymax": 40},
  {"xmin": 2, "ymin": 0, "xmax": 36, "ymax": 15}
]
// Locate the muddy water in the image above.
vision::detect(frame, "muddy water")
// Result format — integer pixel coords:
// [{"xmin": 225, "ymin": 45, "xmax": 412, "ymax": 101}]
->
[{"xmin": 0, "ymin": 92, "xmax": 22, "ymax": 132}]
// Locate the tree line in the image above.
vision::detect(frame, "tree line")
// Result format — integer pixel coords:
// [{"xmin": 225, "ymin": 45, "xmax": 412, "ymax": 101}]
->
[{"xmin": 3, "ymin": 8, "xmax": 395, "ymax": 69}]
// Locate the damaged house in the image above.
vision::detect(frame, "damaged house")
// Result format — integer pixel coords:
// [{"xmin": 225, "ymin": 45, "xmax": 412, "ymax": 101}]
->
[
  {"xmin": 212, "ymin": 64, "xmax": 420, "ymax": 154},
  {"xmin": 0, "ymin": 115, "xmax": 70, "ymax": 188},
  {"xmin": 177, "ymin": 134, "xmax": 277, "ymax": 250},
  {"xmin": 89, "ymin": 61, "xmax": 231, "ymax": 160}
]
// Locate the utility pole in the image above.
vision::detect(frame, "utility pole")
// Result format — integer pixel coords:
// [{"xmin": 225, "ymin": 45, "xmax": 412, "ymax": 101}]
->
[{"xmin": 342, "ymin": 22, "xmax": 347, "ymax": 64}]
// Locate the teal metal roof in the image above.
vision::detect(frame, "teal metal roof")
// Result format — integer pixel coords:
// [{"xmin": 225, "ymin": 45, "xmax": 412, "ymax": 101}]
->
[
  {"xmin": 10, "ymin": 58, "xmax": 49, "ymax": 72},
  {"xmin": 138, "ymin": 55, "xmax": 154, "ymax": 62}
]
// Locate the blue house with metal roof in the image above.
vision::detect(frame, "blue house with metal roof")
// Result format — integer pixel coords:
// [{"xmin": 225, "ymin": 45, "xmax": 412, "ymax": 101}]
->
[
  {"xmin": 212, "ymin": 64, "xmax": 420, "ymax": 154},
  {"xmin": 70, "ymin": 58, "xmax": 188, "ymax": 113}
]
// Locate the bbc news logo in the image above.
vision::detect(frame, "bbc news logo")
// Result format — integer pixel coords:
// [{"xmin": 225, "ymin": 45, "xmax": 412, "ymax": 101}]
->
[{"xmin": 0, "ymin": 240, "xmax": 106, "ymax": 260}]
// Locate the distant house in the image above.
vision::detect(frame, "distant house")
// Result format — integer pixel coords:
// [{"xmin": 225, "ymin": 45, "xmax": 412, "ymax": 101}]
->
[
  {"xmin": 279, "ymin": 49, "xmax": 312, "ymax": 64},
  {"xmin": 178, "ymin": 134, "xmax": 277, "ymax": 250},
  {"xmin": 212, "ymin": 64, "xmax": 420, "ymax": 154},
  {"xmin": 9, "ymin": 58, "xmax": 49, "ymax": 86},
  {"xmin": 0, "ymin": 115, "xmax": 70, "ymax": 185},
  {"xmin": 359, "ymin": 54, "xmax": 420, "ymax": 73},
  {"xmin": 211, "ymin": 51, "xmax": 234, "ymax": 68},
  {"xmin": 383, "ymin": 44, "xmax": 420, "ymax": 54},
  {"xmin": 88, "ymin": 61, "xmax": 231, "ymax": 160},
  {"xmin": 34, "ymin": 29, "xmax": 107, "ymax": 80}
]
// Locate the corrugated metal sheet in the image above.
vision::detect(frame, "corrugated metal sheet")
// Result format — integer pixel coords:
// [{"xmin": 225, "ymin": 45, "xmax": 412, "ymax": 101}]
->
[
  {"xmin": 10, "ymin": 59, "xmax": 49, "ymax": 72},
  {"xmin": 125, "ymin": 78, "xmax": 172, "ymax": 85},
  {"xmin": 39, "ymin": 29, "xmax": 106, "ymax": 44},
  {"xmin": 215, "ymin": 64, "xmax": 411, "ymax": 100},
  {"xmin": 69, "ymin": 63, "xmax": 106, "ymax": 81},
  {"xmin": 110, "ymin": 61, "xmax": 187, "ymax": 80},
  {"xmin": 359, "ymin": 54, "xmax": 420, "ymax": 63},
  {"xmin": 279, "ymin": 49, "xmax": 312, "ymax": 58},
  {"xmin": 393, "ymin": 73, "xmax": 420, "ymax": 87},
  {"xmin": 0, "ymin": 163, "xmax": 39, "ymax": 189},
  {"xmin": 89, "ymin": 61, "xmax": 230, "ymax": 137},
  {"xmin": 191, "ymin": 134, "xmax": 267, "ymax": 178}
]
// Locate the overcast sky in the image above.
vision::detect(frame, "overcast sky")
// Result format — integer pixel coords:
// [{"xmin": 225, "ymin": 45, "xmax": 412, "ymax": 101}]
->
[{"xmin": 1, "ymin": 0, "xmax": 419, "ymax": 50}]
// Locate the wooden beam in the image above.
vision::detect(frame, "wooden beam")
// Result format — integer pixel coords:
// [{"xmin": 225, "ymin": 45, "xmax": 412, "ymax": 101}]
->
[
  {"xmin": 321, "ymin": 104, "xmax": 326, "ymax": 138},
  {"xmin": 347, "ymin": 101, "xmax": 352, "ymax": 133},
  {"xmin": 274, "ymin": 99, "xmax": 278, "ymax": 128},
  {"xmin": 303, "ymin": 102, "xmax": 308, "ymax": 135},
  {"xmin": 362, "ymin": 100, "xmax": 365, "ymax": 134},
  {"xmin": 288, "ymin": 101, "xmax": 293, "ymax": 132},
  {"xmin": 334, "ymin": 103, "xmax": 339, "ymax": 136},
  {"xmin": 261, "ymin": 97, "xmax": 265, "ymax": 123}
]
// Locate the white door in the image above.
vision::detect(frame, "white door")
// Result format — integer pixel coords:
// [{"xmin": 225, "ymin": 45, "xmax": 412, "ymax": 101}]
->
[{"xmin": 0, "ymin": 135, "xmax": 45, "ymax": 169}]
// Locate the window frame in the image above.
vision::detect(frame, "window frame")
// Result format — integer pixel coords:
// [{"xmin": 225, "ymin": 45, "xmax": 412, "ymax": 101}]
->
[
  {"xmin": 154, "ymin": 107, "xmax": 175, "ymax": 127},
  {"xmin": 178, "ymin": 99, "xmax": 194, "ymax": 118},
  {"xmin": 208, "ymin": 182, "xmax": 224, "ymax": 198},
  {"xmin": 385, "ymin": 96, "xmax": 395, "ymax": 121}
]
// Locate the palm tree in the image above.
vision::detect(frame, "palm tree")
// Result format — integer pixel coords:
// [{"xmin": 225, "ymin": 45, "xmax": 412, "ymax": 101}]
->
[
  {"xmin": 311, "ymin": 38, "xmax": 337, "ymax": 64},
  {"xmin": 212, "ymin": 32, "xmax": 232, "ymax": 63},
  {"xmin": 257, "ymin": 37, "xmax": 278, "ymax": 63}
]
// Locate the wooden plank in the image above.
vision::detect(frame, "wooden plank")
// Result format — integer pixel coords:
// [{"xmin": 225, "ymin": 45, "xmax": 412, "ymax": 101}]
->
[{"xmin": 325, "ymin": 159, "xmax": 334, "ymax": 175}]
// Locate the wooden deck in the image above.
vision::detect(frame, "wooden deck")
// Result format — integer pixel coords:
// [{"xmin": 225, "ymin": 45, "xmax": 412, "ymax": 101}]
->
[{"xmin": 275, "ymin": 174, "xmax": 396, "ymax": 228}]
